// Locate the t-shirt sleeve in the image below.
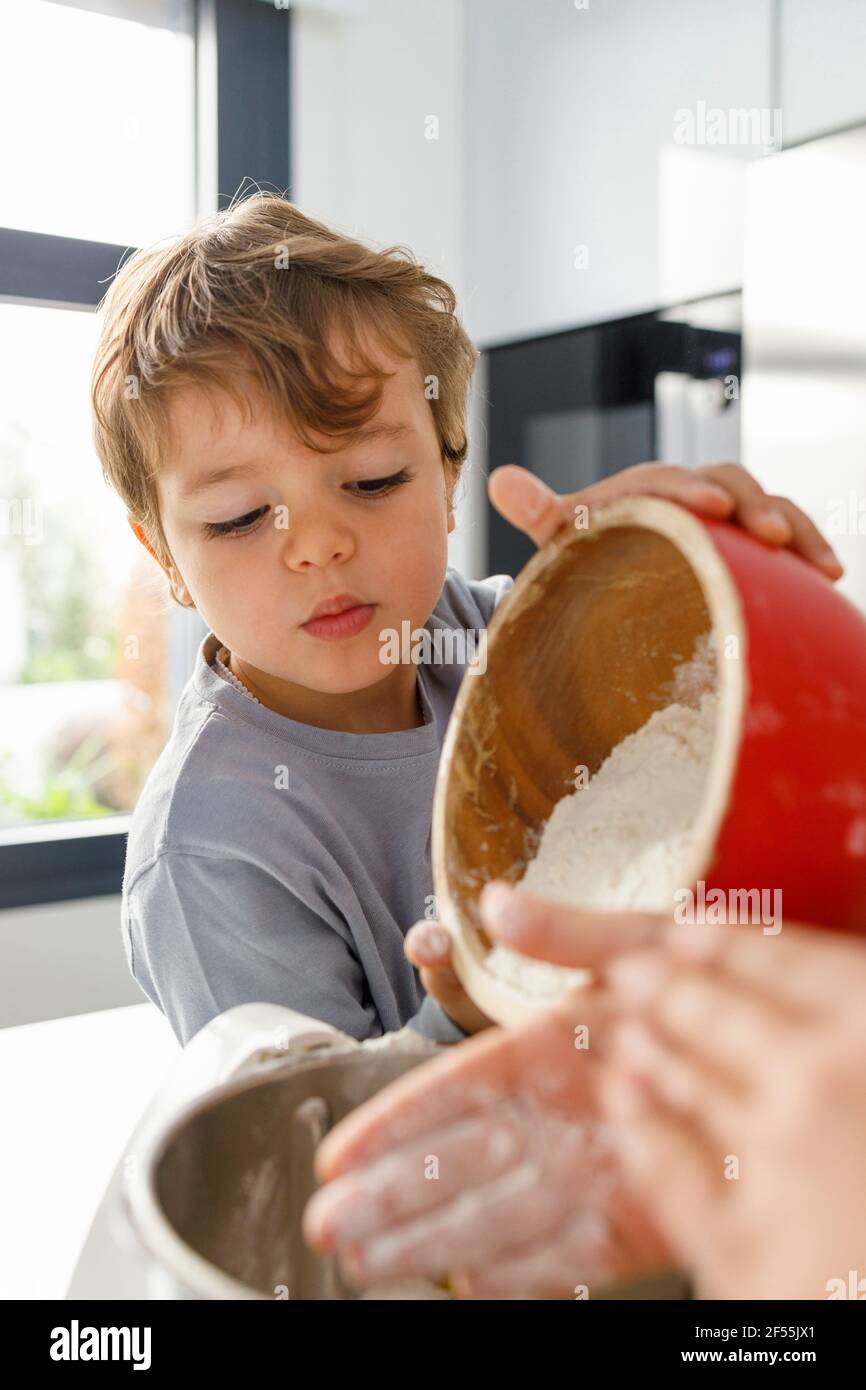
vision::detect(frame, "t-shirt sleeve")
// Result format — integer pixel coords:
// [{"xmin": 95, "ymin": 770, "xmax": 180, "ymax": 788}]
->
[
  {"xmin": 460, "ymin": 571, "xmax": 515, "ymax": 628},
  {"xmin": 405, "ymin": 994, "xmax": 470, "ymax": 1044},
  {"xmin": 123, "ymin": 850, "xmax": 381, "ymax": 1047}
]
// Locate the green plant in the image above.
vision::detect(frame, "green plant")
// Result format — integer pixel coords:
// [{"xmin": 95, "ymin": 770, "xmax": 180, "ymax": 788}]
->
[{"xmin": 0, "ymin": 732, "xmax": 115, "ymax": 824}]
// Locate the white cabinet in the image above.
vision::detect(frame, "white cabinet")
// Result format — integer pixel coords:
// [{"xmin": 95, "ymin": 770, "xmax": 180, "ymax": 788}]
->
[{"xmin": 780, "ymin": 0, "xmax": 866, "ymax": 144}]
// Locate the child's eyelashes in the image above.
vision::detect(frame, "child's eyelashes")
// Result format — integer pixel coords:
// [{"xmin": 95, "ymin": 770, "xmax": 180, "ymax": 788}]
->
[
  {"xmin": 202, "ymin": 505, "xmax": 270, "ymax": 539},
  {"xmin": 346, "ymin": 467, "xmax": 414, "ymax": 498},
  {"xmin": 201, "ymin": 469, "xmax": 414, "ymax": 539}
]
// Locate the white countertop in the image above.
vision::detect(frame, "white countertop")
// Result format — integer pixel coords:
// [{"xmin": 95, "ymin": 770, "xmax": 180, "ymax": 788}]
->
[{"xmin": 1, "ymin": 1003, "xmax": 180, "ymax": 1300}]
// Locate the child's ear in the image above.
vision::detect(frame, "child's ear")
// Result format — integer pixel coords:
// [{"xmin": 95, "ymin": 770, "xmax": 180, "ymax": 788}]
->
[
  {"xmin": 444, "ymin": 475, "xmax": 457, "ymax": 534},
  {"xmin": 127, "ymin": 515, "xmax": 162, "ymax": 566},
  {"xmin": 127, "ymin": 516, "xmax": 193, "ymax": 607}
]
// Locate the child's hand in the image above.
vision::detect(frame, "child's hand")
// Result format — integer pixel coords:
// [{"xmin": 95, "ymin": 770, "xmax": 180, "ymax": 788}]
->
[
  {"xmin": 599, "ymin": 919, "xmax": 866, "ymax": 1300},
  {"xmin": 488, "ymin": 461, "xmax": 844, "ymax": 580},
  {"xmin": 404, "ymin": 919, "xmax": 493, "ymax": 1035}
]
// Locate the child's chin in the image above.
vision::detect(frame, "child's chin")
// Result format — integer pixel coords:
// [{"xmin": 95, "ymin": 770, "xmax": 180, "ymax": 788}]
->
[{"xmin": 300, "ymin": 653, "xmax": 395, "ymax": 694}]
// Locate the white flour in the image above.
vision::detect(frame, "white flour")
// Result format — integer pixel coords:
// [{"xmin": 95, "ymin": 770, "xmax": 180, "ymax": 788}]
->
[{"xmin": 485, "ymin": 636, "xmax": 718, "ymax": 1000}]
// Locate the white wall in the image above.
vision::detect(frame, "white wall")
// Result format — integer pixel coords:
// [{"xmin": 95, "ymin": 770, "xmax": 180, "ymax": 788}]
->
[
  {"xmin": 463, "ymin": 0, "xmax": 772, "ymax": 348},
  {"xmin": 290, "ymin": 0, "xmax": 486, "ymax": 581},
  {"xmin": 780, "ymin": 0, "xmax": 866, "ymax": 143},
  {"xmin": 741, "ymin": 125, "xmax": 866, "ymax": 613},
  {"xmin": 462, "ymin": 0, "xmax": 866, "ymax": 349},
  {"xmin": 0, "ymin": 894, "xmax": 140, "ymax": 1027}
]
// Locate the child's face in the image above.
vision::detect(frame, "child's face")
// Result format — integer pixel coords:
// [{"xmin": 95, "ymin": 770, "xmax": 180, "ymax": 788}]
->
[{"xmin": 153, "ymin": 345, "xmax": 455, "ymax": 702}]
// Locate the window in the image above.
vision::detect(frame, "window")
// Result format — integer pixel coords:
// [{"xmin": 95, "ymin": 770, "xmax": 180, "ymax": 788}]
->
[
  {"xmin": 0, "ymin": 0, "xmax": 291, "ymax": 906},
  {"xmin": 0, "ymin": 0, "xmax": 196, "ymax": 247}
]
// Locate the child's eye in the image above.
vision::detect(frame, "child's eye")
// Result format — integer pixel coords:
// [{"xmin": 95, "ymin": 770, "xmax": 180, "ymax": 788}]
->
[
  {"xmin": 203, "ymin": 505, "xmax": 270, "ymax": 538},
  {"xmin": 347, "ymin": 468, "xmax": 413, "ymax": 498},
  {"xmin": 200, "ymin": 470, "xmax": 412, "ymax": 537}
]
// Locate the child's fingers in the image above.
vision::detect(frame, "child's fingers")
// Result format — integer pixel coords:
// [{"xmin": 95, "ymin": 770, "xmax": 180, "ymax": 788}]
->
[
  {"xmin": 732, "ymin": 495, "xmax": 843, "ymax": 575},
  {"xmin": 417, "ymin": 963, "xmax": 461, "ymax": 1009},
  {"xmin": 696, "ymin": 462, "xmax": 794, "ymax": 542},
  {"xmin": 404, "ymin": 920, "xmax": 492, "ymax": 1032},
  {"xmin": 404, "ymin": 919, "xmax": 451, "ymax": 968},
  {"xmin": 486, "ymin": 465, "xmax": 567, "ymax": 549},
  {"xmin": 585, "ymin": 462, "xmax": 737, "ymax": 518},
  {"xmin": 694, "ymin": 463, "xmax": 843, "ymax": 575},
  {"xmin": 487, "ymin": 460, "xmax": 843, "ymax": 582},
  {"xmin": 637, "ymin": 475, "xmax": 736, "ymax": 515},
  {"xmin": 418, "ymin": 964, "xmax": 494, "ymax": 1036}
]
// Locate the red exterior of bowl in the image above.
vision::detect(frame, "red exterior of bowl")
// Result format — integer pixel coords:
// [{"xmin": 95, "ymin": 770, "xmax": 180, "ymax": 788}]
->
[{"xmin": 700, "ymin": 519, "xmax": 866, "ymax": 934}]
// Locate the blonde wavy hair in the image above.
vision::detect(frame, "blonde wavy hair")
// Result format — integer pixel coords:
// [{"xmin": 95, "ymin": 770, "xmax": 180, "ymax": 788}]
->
[{"xmin": 91, "ymin": 191, "xmax": 479, "ymax": 598}]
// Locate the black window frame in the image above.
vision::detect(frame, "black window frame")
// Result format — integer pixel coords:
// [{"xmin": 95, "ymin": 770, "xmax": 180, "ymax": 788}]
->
[{"xmin": 0, "ymin": 0, "xmax": 292, "ymax": 909}]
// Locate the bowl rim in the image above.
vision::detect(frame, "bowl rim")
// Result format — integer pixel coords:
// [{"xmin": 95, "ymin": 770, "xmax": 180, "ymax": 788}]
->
[
  {"xmin": 123, "ymin": 1048, "xmax": 425, "ymax": 1300},
  {"xmin": 434, "ymin": 495, "xmax": 748, "ymax": 1027}
]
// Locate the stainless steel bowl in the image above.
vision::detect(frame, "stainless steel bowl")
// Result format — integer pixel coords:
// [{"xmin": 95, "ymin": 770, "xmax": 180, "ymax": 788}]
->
[
  {"xmin": 126, "ymin": 1044, "xmax": 427, "ymax": 1300},
  {"xmin": 70, "ymin": 1002, "xmax": 690, "ymax": 1301}
]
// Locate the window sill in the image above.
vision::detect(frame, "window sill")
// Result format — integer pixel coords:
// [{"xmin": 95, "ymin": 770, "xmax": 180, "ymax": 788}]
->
[{"xmin": 0, "ymin": 816, "xmax": 132, "ymax": 910}]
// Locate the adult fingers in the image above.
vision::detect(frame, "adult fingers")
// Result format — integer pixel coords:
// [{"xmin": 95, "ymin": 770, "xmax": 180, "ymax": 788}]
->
[
  {"xmin": 313, "ymin": 1001, "xmax": 588, "ymax": 1180},
  {"xmin": 453, "ymin": 1207, "xmax": 613, "ymax": 1300},
  {"xmin": 304, "ymin": 1103, "xmax": 528, "ymax": 1252},
  {"xmin": 663, "ymin": 918, "xmax": 861, "ymax": 1016},
  {"xmin": 605, "ymin": 1016, "xmax": 750, "ymax": 1144},
  {"xmin": 481, "ymin": 879, "xmax": 667, "ymax": 968},
  {"xmin": 607, "ymin": 950, "xmax": 798, "ymax": 1092},
  {"xmin": 336, "ymin": 1106, "xmax": 618, "ymax": 1287},
  {"xmin": 597, "ymin": 1065, "xmax": 727, "ymax": 1272}
]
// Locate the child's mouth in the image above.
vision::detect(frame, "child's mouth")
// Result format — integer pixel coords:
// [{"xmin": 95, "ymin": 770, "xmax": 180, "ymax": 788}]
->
[{"xmin": 301, "ymin": 603, "xmax": 376, "ymax": 641}]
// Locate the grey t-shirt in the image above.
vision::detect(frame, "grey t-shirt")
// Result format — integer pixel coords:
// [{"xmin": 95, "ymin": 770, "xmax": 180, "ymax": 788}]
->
[{"xmin": 121, "ymin": 566, "xmax": 515, "ymax": 1048}]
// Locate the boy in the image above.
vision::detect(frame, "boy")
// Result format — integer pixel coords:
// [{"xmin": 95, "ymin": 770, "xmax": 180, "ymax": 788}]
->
[{"xmin": 91, "ymin": 193, "xmax": 840, "ymax": 1048}]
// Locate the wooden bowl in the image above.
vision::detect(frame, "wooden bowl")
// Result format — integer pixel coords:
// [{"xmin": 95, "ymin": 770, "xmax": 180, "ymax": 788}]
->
[{"xmin": 432, "ymin": 495, "xmax": 866, "ymax": 1027}]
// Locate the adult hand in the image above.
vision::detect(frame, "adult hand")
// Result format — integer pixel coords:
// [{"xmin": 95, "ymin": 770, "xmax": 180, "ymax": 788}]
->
[
  {"xmin": 597, "ymin": 917, "xmax": 866, "ymax": 1300},
  {"xmin": 303, "ymin": 984, "xmax": 673, "ymax": 1298}
]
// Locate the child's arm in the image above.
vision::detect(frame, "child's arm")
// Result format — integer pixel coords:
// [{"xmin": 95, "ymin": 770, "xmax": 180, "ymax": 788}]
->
[
  {"xmin": 123, "ymin": 849, "xmax": 434, "ymax": 1047},
  {"xmin": 406, "ymin": 993, "xmax": 471, "ymax": 1044}
]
